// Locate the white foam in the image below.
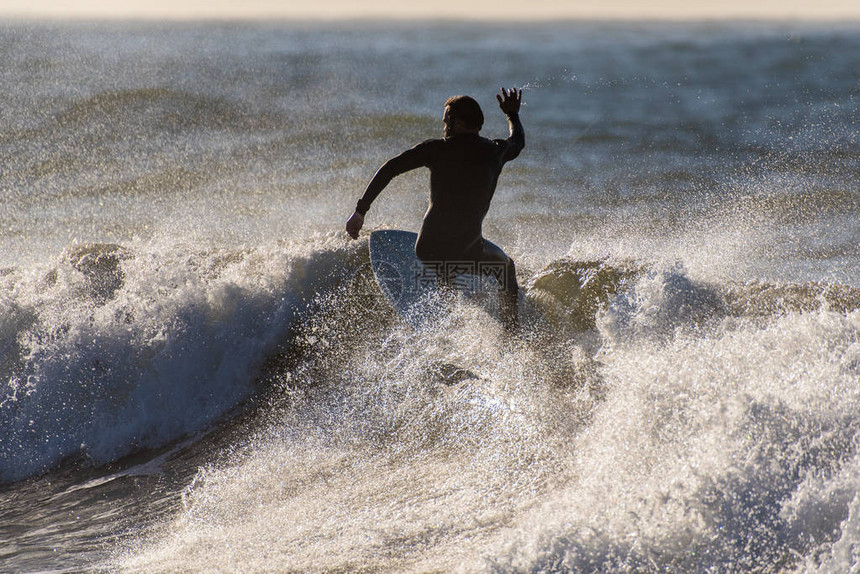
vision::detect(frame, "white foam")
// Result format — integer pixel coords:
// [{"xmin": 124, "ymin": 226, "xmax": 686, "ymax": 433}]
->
[
  {"xmin": 0, "ymin": 233, "xmax": 360, "ymax": 484},
  {"xmin": 110, "ymin": 281, "xmax": 860, "ymax": 572}
]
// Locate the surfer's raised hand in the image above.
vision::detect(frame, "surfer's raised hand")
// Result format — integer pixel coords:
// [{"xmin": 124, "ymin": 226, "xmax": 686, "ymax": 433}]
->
[
  {"xmin": 496, "ymin": 87, "xmax": 522, "ymax": 116},
  {"xmin": 346, "ymin": 210, "xmax": 364, "ymax": 239}
]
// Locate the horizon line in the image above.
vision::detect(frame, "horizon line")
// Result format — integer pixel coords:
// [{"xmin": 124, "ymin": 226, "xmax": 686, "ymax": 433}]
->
[
  {"xmin": 2, "ymin": 2, "xmax": 860, "ymax": 24},
  {"xmin": 2, "ymin": 14, "xmax": 860, "ymax": 24}
]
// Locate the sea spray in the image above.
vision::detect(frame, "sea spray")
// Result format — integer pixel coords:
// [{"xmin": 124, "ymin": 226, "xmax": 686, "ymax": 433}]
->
[
  {"xmin": 0, "ymin": 234, "xmax": 360, "ymax": 483},
  {"xmin": 106, "ymin": 257, "xmax": 860, "ymax": 572}
]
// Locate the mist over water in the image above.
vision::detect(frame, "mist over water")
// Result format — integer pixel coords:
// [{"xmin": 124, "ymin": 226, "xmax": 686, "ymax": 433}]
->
[{"xmin": 0, "ymin": 19, "xmax": 858, "ymax": 573}]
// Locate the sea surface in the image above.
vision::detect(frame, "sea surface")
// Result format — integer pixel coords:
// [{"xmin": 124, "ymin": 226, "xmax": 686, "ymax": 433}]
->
[{"xmin": 0, "ymin": 19, "xmax": 859, "ymax": 573}]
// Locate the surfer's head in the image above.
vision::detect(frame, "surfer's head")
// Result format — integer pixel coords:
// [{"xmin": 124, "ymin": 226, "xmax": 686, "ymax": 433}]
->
[{"xmin": 443, "ymin": 95, "xmax": 483, "ymax": 137}]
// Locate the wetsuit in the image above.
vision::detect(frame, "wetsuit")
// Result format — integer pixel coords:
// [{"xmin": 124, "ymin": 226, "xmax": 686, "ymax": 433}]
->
[{"xmin": 355, "ymin": 112, "xmax": 525, "ymax": 316}]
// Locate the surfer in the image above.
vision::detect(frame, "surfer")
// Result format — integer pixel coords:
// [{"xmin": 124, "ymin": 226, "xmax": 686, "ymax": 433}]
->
[{"xmin": 346, "ymin": 88, "xmax": 525, "ymax": 331}]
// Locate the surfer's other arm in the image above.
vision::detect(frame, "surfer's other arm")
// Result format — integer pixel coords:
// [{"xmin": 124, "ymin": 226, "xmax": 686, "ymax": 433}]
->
[{"xmin": 346, "ymin": 143, "xmax": 431, "ymax": 239}]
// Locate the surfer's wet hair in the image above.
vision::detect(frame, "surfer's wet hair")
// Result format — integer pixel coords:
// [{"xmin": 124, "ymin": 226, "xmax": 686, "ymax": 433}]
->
[{"xmin": 445, "ymin": 95, "xmax": 484, "ymax": 130}]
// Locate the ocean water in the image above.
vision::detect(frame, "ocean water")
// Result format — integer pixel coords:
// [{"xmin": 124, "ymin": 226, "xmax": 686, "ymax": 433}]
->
[{"xmin": 0, "ymin": 19, "xmax": 858, "ymax": 573}]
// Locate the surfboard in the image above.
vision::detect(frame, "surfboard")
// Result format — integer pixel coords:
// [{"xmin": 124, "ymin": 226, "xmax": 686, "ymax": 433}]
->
[{"xmin": 368, "ymin": 229, "xmax": 501, "ymax": 326}]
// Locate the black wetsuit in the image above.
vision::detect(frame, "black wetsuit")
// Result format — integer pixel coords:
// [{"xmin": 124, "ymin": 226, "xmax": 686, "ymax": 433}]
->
[{"xmin": 356, "ymin": 112, "xmax": 525, "ymax": 299}]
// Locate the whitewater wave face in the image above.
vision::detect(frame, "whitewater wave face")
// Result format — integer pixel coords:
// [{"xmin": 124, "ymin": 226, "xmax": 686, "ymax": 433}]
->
[
  {"xmin": 102, "ymin": 253, "xmax": 860, "ymax": 573},
  {"xmin": 0, "ymin": 235, "xmax": 360, "ymax": 484}
]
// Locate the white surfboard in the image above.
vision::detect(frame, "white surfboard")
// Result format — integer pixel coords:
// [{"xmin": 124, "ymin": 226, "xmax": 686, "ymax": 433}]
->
[{"xmin": 368, "ymin": 229, "xmax": 501, "ymax": 326}]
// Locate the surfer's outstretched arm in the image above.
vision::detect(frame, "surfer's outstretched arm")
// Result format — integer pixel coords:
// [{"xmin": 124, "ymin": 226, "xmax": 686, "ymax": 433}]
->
[
  {"xmin": 497, "ymin": 87, "xmax": 525, "ymax": 162},
  {"xmin": 346, "ymin": 142, "xmax": 434, "ymax": 239}
]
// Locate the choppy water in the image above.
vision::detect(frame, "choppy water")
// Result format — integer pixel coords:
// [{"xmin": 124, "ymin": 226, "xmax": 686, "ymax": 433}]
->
[{"xmin": 1, "ymin": 19, "xmax": 859, "ymax": 573}]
